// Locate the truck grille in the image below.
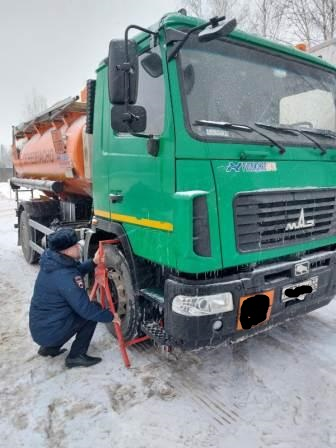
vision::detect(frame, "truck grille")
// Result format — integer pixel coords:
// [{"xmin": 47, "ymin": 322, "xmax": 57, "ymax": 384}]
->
[{"xmin": 234, "ymin": 189, "xmax": 336, "ymax": 252}]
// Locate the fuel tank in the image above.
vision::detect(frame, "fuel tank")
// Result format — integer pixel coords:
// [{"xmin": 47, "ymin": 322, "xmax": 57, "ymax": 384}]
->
[{"xmin": 12, "ymin": 97, "xmax": 92, "ymax": 197}]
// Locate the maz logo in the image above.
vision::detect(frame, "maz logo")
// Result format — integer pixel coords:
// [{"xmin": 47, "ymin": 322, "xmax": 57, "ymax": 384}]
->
[{"xmin": 285, "ymin": 208, "xmax": 315, "ymax": 231}]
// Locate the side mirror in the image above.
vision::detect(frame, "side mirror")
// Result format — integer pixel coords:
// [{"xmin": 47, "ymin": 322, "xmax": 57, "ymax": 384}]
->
[
  {"xmin": 141, "ymin": 53, "xmax": 163, "ymax": 78},
  {"xmin": 198, "ymin": 18, "xmax": 237, "ymax": 42},
  {"xmin": 111, "ymin": 105, "xmax": 146, "ymax": 133},
  {"xmin": 108, "ymin": 39, "xmax": 139, "ymax": 104}
]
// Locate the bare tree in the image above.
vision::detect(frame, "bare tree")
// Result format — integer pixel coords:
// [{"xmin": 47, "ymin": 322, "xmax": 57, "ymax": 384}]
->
[
  {"xmin": 179, "ymin": 0, "xmax": 336, "ymax": 43},
  {"xmin": 286, "ymin": 0, "xmax": 336, "ymax": 45},
  {"xmin": 180, "ymin": 0, "xmax": 250, "ymax": 27},
  {"xmin": 311, "ymin": 0, "xmax": 336, "ymax": 40},
  {"xmin": 250, "ymin": 0, "xmax": 288, "ymax": 40},
  {"xmin": 210, "ymin": 0, "xmax": 250, "ymax": 27},
  {"xmin": 22, "ymin": 88, "xmax": 48, "ymax": 120},
  {"xmin": 286, "ymin": 0, "xmax": 317, "ymax": 45},
  {"xmin": 210, "ymin": 0, "xmax": 236, "ymax": 16},
  {"xmin": 181, "ymin": 0, "xmax": 205, "ymax": 17}
]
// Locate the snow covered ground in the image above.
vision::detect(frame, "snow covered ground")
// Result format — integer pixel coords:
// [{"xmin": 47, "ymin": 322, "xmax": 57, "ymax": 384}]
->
[{"xmin": 1, "ymin": 181, "xmax": 336, "ymax": 448}]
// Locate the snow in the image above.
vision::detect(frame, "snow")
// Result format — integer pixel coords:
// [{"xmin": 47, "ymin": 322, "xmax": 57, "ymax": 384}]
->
[
  {"xmin": 0, "ymin": 180, "xmax": 14, "ymax": 199},
  {"xmin": 1, "ymin": 182, "xmax": 336, "ymax": 447}
]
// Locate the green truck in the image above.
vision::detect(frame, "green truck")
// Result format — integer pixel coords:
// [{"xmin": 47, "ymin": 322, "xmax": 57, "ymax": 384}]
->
[{"xmin": 11, "ymin": 11, "xmax": 336, "ymax": 349}]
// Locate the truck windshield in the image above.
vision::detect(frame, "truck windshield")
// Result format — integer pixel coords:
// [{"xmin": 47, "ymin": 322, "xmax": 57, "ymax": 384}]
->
[{"xmin": 179, "ymin": 37, "xmax": 336, "ymax": 146}]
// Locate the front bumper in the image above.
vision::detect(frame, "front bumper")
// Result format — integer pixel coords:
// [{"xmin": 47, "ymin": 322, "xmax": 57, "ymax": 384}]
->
[{"xmin": 164, "ymin": 249, "xmax": 336, "ymax": 349}]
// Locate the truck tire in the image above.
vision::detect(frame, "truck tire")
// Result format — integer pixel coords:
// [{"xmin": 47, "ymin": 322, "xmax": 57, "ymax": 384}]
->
[
  {"xmin": 103, "ymin": 245, "xmax": 141, "ymax": 341},
  {"xmin": 19, "ymin": 210, "xmax": 39, "ymax": 264}
]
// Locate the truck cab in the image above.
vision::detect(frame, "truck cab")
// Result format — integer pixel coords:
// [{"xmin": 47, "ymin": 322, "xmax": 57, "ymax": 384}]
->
[{"xmin": 90, "ymin": 13, "xmax": 336, "ymax": 348}]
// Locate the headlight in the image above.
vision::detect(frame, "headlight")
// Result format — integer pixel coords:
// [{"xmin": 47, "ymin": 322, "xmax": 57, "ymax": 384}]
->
[{"xmin": 172, "ymin": 292, "xmax": 233, "ymax": 316}]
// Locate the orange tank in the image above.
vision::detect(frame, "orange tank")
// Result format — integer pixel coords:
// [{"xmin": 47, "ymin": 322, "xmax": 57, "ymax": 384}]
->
[{"xmin": 13, "ymin": 97, "xmax": 92, "ymax": 197}]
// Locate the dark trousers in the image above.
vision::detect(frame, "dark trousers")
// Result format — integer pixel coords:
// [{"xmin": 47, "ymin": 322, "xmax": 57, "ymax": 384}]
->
[{"xmin": 50, "ymin": 318, "xmax": 97, "ymax": 358}]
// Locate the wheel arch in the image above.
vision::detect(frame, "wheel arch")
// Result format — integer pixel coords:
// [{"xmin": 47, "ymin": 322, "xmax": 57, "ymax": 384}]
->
[{"xmin": 87, "ymin": 220, "xmax": 158, "ymax": 294}]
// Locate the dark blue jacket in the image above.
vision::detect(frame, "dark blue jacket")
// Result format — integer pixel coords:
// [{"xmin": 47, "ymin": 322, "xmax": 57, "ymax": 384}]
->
[{"xmin": 29, "ymin": 249, "xmax": 113, "ymax": 347}]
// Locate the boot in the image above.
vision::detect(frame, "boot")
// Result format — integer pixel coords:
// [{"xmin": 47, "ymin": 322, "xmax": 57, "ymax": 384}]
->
[
  {"xmin": 38, "ymin": 346, "xmax": 67, "ymax": 357},
  {"xmin": 65, "ymin": 354, "xmax": 102, "ymax": 368}
]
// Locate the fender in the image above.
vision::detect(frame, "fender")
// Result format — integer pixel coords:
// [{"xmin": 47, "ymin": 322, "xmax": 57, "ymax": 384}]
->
[{"xmin": 87, "ymin": 218, "xmax": 151, "ymax": 294}]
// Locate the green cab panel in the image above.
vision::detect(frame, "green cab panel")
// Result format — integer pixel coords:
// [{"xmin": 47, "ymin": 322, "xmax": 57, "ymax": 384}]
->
[
  {"xmin": 174, "ymin": 160, "xmax": 223, "ymax": 272},
  {"xmin": 93, "ymin": 55, "xmax": 178, "ymax": 269},
  {"xmin": 212, "ymin": 159, "xmax": 336, "ymax": 267}
]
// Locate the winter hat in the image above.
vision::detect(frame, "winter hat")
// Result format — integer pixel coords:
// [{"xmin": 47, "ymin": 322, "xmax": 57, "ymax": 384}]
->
[{"xmin": 48, "ymin": 228, "xmax": 79, "ymax": 252}]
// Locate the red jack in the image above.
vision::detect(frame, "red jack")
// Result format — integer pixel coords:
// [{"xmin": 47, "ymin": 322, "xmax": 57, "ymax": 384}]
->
[{"xmin": 89, "ymin": 239, "xmax": 150, "ymax": 368}]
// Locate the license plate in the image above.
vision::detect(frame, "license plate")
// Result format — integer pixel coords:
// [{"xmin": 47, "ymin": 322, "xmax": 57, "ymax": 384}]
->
[{"xmin": 281, "ymin": 276, "xmax": 318, "ymax": 303}]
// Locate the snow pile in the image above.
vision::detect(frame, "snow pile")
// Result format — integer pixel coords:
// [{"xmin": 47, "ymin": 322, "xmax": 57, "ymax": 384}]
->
[{"xmin": 0, "ymin": 181, "xmax": 13, "ymax": 199}]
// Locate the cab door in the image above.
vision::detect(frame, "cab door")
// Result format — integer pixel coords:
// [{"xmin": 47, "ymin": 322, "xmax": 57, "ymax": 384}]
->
[{"xmin": 105, "ymin": 46, "xmax": 176, "ymax": 265}]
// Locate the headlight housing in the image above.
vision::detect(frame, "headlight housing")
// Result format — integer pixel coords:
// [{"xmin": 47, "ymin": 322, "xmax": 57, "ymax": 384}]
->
[{"xmin": 172, "ymin": 292, "xmax": 233, "ymax": 316}]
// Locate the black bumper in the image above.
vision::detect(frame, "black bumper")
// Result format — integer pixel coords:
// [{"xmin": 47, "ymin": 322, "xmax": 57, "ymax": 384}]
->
[{"xmin": 164, "ymin": 249, "xmax": 336, "ymax": 349}]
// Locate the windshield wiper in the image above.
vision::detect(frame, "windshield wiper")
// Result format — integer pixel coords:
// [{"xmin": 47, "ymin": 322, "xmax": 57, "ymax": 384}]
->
[
  {"xmin": 194, "ymin": 120, "xmax": 286, "ymax": 154},
  {"xmin": 296, "ymin": 127, "xmax": 336, "ymax": 139},
  {"xmin": 255, "ymin": 122, "xmax": 327, "ymax": 155}
]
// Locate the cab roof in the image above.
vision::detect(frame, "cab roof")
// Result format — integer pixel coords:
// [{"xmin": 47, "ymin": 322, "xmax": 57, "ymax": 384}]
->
[{"xmin": 97, "ymin": 12, "xmax": 336, "ymax": 72}]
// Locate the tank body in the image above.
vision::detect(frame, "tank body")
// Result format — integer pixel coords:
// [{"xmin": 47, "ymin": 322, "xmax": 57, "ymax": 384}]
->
[{"xmin": 13, "ymin": 113, "xmax": 91, "ymax": 197}]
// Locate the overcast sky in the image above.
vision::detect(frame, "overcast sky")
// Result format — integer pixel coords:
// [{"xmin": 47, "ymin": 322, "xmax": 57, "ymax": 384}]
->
[{"xmin": 0, "ymin": 0, "xmax": 179, "ymax": 145}]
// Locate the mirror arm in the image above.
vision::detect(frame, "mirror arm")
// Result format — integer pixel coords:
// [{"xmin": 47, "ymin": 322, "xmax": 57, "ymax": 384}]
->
[
  {"xmin": 123, "ymin": 25, "xmax": 159, "ymax": 111},
  {"xmin": 209, "ymin": 16, "xmax": 225, "ymax": 27},
  {"xmin": 124, "ymin": 25, "xmax": 158, "ymax": 63},
  {"xmin": 167, "ymin": 15, "xmax": 226, "ymax": 62},
  {"xmin": 167, "ymin": 23, "xmax": 205, "ymax": 62}
]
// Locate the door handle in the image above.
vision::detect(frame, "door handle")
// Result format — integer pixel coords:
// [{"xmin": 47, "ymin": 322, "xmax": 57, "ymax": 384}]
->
[{"xmin": 109, "ymin": 193, "xmax": 123, "ymax": 203}]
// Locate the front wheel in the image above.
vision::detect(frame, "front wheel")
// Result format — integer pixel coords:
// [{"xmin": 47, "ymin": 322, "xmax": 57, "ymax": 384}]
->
[{"xmin": 103, "ymin": 245, "xmax": 141, "ymax": 341}]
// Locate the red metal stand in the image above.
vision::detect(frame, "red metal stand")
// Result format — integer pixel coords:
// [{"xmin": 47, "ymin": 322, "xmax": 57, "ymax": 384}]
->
[{"xmin": 89, "ymin": 239, "xmax": 150, "ymax": 368}]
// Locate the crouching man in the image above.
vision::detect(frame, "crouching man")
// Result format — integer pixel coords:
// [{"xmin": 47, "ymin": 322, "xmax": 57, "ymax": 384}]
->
[{"xmin": 29, "ymin": 228, "xmax": 120, "ymax": 368}]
